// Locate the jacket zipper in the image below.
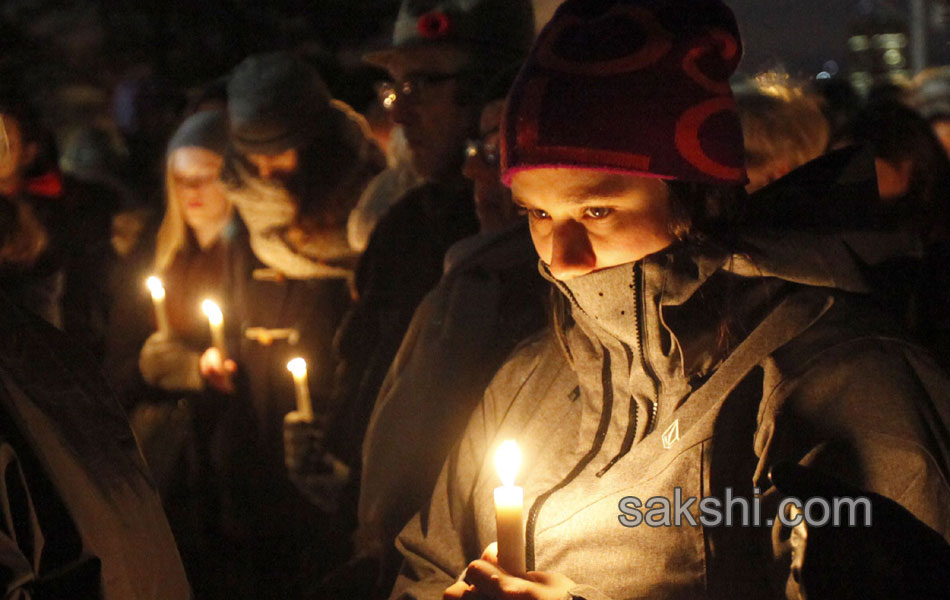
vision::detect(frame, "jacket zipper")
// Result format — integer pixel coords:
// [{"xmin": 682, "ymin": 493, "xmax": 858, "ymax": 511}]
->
[
  {"xmin": 524, "ymin": 344, "xmax": 614, "ymax": 571},
  {"xmin": 634, "ymin": 261, "xmax": 661, "ymax": 435},
  {"xmin": 596, "ymin": 263, "xmax": 662, "ymax": 477}
]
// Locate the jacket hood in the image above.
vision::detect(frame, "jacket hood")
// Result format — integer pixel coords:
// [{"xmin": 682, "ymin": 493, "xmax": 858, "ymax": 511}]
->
[{"xmin": 545, "ymin": 145, "xmax": 923, "ymax": 417}]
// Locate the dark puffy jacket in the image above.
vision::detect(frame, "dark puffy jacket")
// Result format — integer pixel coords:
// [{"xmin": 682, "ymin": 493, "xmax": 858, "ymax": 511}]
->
[{"xmin": 0, "ymin": 292, "xmax": 190, "ymax": 599}]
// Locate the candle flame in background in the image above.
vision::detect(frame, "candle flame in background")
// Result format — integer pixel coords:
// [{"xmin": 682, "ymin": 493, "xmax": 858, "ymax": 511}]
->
[
  {"xmin": 495, "ymin": 440, "xmax": 521, "ymax": 488},
  {"xmin": 201, "ymin": 299, "xmax": 223, "ymax": 326},
  {"xmin": 287, "ymin": 357, "xmax": 307, "ymax": 377},
  {"xmin": 146, "ymin": 276, "xmax": 165, "ymax": 301}
]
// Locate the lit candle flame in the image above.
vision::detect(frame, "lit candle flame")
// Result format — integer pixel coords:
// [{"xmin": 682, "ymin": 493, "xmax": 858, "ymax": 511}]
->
[
  {"xmin": 201, "ymin": 299, "xmax": 223, "ymax": 326},
  {"xmin": 287, "ymin": 357, "xmax": 307, "ymax": 378},
  {"xmin": 146, "ymin": 276, "xmax": 165, "ymax": 301},
  {"xmin": 495, "ymin": 440, "xmax": 521, "ymax": 488}
]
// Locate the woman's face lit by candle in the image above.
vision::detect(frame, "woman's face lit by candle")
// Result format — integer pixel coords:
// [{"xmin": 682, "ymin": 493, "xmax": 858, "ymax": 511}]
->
[
  {"xmin": 170, "ymin": 147, "xmax": 230, "ymax": 241},
  {"xmin": 510, "ymin": 168, "xmax": 676, "ymax": 281}
]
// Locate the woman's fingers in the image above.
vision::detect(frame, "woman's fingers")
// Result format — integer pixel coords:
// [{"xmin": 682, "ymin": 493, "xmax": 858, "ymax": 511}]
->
[
  {"xmin": 480, "ymin": 542, "xmax": 499, "ymax": 564},
  {"xmin": 464, "ymin": 560, "xmax": 535, "ymax": 599},
  {"xmin": 463, "ymin": 560, "xmax": 503, "ymax": 596},
  {"xmin": 443, "ymin": 579, "xmax": 474, "ymax": 599},
  {"xmin": 464, "ymin": 560, "xmax": 578, "ymax": 600}
]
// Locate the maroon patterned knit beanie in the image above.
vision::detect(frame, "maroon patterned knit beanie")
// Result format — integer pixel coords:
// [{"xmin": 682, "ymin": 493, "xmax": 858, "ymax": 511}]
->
[{"xmin": 501, "ymin": 0, "xmax": 748, "ymax": 186}]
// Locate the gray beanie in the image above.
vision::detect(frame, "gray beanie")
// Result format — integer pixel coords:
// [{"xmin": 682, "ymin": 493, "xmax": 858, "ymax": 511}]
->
[
  {"xmin": 227, "ymin": 52, "xmax": 333, "ymax": 156},
  {"xmin": 364, "ymin": 0, "xmax": 534, "ymax": 70},
  {"xmin": 167, "ymin": 109, "xmax": 230, "ymax": 156}
]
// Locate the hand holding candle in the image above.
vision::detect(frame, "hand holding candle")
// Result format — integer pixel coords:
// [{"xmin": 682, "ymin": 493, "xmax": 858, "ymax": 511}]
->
[
  {"xmin": 494, "ymin": 439, "xmax": 526, "ymax": 576},
  {"xmin": 146, "ymin": 276, "xmax": 170, "ymax": 337},
  {"xmin": 201, "ymin": 299, "xmax": 227, "ymax": 359},
  {"xmin": 286, "ymin": 357, "xmax": 314, "ymax": 421}
]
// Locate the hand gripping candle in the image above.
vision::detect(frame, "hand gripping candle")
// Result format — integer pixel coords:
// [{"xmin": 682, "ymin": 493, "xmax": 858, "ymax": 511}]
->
[
  {"xmin": 286, "ymin": 357, "xmax": 314, "ymax": 421},
  {"xmin": 494, "ymin": 440, "xmax": 526, "ymax": 575},
  {"xmin": 146, "ymin": 276, "xmax": 170, "ymax": 337},
  {"xmin": 201, "ymin": 299, "xmax": 227, "ymax": 359}
]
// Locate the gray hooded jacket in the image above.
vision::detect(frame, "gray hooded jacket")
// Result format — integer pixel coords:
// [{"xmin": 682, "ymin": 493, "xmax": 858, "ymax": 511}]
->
[{"xmin": 390, "ymin": 154, "xmax": 950, "ymax": 600}]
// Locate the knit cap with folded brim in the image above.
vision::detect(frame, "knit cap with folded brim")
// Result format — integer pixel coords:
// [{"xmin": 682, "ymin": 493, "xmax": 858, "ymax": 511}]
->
[
  {"xmin": 167, "ymin": 109, "xmax": 229, "ymax": 157},
  {"xmin": 227, "ymin": 52, "xmax": 334, "ymax": 156},
  {"xmin": 501, "ymin": 0, "xmax": 748, "ymax": 186},
  {"xmin": 364, "ymin": 0, "xmax": 534, "ymax": 69}
]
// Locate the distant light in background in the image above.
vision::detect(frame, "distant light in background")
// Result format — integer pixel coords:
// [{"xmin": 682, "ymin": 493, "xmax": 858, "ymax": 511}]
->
[
  {"xmin": 823, "ymin": 60, "xmax": 840, "ymax": 76},
  {"xmin": 754, "ymin": 70, "xmax": 794, "ymax": 99},
  {"xmin": 817, "ymin": 71, "xmax": 832, "ymax": 79}
]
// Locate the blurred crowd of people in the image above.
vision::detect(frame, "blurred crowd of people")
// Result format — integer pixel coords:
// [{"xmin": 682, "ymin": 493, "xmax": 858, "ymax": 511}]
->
[{"xmin": 1, "ymin": 0, "xmax": 950, "ymax": 599}]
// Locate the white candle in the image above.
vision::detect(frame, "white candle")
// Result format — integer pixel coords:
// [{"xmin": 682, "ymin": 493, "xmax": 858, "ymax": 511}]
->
[
  {"xmin": 146, "ymin": 276, "xmax": 170, "ymax": 336},
  {"xmin": 201, "ymin": 299, "xmax": 227, "ymax": 359},
  {"xmin": 286, "ymin": 357, "xmax": 313, "ymax": 421},
  {"xmin": 494, "ymin": 439, "xmax": 526, "ymax": 576}
]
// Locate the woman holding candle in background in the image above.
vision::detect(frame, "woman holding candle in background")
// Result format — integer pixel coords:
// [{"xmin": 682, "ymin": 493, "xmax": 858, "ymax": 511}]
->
[
  {"xmin": 114, "ymin": 100, "xmax": 354, "ymax": 596},
  {"xmin": 391, "ymin": 1, "xmax": 950, "ymax": 599},
  {"xmin": 105, "ymin": 108, "xmax": 257, "ymax": 599},
  {"xmin": 136, "ymin": 109, "xmax": 237, "ymax": 394}
]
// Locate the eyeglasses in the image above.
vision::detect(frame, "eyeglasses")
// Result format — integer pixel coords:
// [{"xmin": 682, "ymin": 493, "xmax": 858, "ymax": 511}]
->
[
  {"xmin": 465, "ymin": 138, "xmax": 500, "ymax": 167},
  {"xmin": 376, "ymin": 71, "xmax": 465, "ymax": 110}
]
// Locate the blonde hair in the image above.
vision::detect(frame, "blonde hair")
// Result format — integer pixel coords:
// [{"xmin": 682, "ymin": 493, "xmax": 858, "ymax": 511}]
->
[
  {"xmin": 0, "ymin": 198, "xmax": 48, "ymax": 267},
  {"xmin": 736, "ymin": 76, "xmax": 830, "ymax": 173},
  {"xmin": 154, "ymin": 152, "xmax": 190, "ymax": 274}
]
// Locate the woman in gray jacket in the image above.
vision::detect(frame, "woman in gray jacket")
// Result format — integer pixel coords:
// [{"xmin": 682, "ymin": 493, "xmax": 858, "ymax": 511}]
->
[{"xmin": 391, "ymin": 1, "xmax": 950, "ymax": 599}]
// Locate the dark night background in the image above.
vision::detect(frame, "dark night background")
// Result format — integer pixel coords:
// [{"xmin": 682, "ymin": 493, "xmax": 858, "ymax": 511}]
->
[
  {"xmin": 1, "ymin": 1, "xmax": 947, "ymax": 82},
  {"xmin": 0, "ymin": 0, "xmax": 946, "ymax": 138},
  {"xmin": 730, "ymin": 0, "xmax": 948, "ymax": 74}
]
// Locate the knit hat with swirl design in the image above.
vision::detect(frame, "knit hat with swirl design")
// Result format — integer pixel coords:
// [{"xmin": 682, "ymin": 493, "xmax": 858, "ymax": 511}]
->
[{"xmin": 501, "ymin": 0, "xmax": 748, "ymax": 186}]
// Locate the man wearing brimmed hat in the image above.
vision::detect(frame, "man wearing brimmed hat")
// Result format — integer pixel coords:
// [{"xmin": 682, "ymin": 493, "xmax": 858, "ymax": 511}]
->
[
  {"xmin": 287, "ymin": 0, "xmax": 535, "ymax": 531},
  {"xmin": 364, "ymin": 0, "xmax": 535, "ymax": 182}
]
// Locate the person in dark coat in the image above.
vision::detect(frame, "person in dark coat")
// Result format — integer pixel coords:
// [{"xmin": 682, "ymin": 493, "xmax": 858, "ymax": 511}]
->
[
  {"xmin": 291, "ymin": 0, "xmax": 536, "ymax": 533},
  {"xmin": 0, "ymin": 199, "xmax": 190, "ymax": 599},
  {"xmin": 211, "ymin": 51, "xmax": 384, "ymax": 594},
  {"xmin": 0, "ymin": 87, "xmax": 118, "ymax": 361},
  {"xmin": 359, "ymin": 84, "xmax": 549, "ymax": 597},
  {"xmin": 835, "ymin": 100, "xmax": 950, "ymax": 368},
  {"xmin": 105, "ymin": 108, "xmax": 261, "ymax": 599}
]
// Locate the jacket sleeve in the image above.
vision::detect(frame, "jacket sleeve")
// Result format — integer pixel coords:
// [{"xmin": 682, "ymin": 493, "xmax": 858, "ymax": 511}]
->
[
  {"xmin": 0, "ymin": 438, "xmax": 106, "ymax": 600},
  {"xmin": 0, "ymin": 440, "xmax": 38, "ymax": 599},
  {"xmin": 389, "ymin": 379, "xmax": 506, "ymax": 600}
]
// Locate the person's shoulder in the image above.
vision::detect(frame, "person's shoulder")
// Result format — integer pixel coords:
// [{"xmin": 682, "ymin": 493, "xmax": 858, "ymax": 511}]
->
[
  {"xmin": 769, "ymin": 290, "xmax": 934, "ymax": 381},
  {"xmin": 360, "ymin": 183, "xmax": 435, "ymax": 250},
  {"xmin": 379, "ymin": 181, "xmax": 437, "ymax": 218},
  {"xmin": 486, "ymin": 327, "xmax": 570, "ymax": 396},
  {"xmin": 453, "ymin": 222, "xmax": 537, "ymax": 272},
  {"xmin": 762, "ymin": 291, "xmax": 950, "ymax": 431}
]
